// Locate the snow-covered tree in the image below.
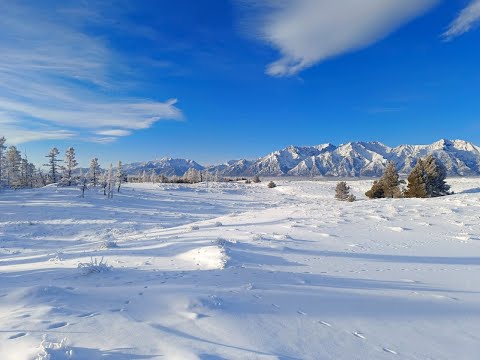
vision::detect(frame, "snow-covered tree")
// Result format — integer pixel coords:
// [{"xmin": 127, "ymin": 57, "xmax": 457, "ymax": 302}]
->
[
  {"xmin": 141, "ymin": 170, "xmax": 147, "ymax": 183},
  {"xmin": 0, "ymin": 136, "xmax": 6, "ymax": 187},
  {"xmin": 44, "ymin": 147, "xmax": 62, "ymax": 184},
  {"xmin": 116, "ymin": 161, "xmax": 124, "ymax": 192},
  {"xmin": 335, "ymin": 181, "xmax": 356, "ymax": 202},
  {"xmin": 61, "ymin": 147, "xmax": 78, "ymax": 186},
  {"xmin": 405, "ymin": 159, "xmax": 428, "ymax": 198},
  {"xmin": 253, "ymin": 174, "xmax": 261, "ymax": 183},
  {"xmin": 149, "ymin": 169, "xmax": 156, "ymax": 183},
  {"xmin": 100, "ymin": 170, "xmax": 108, "ymax": 195},
  {"xmin": 365, "ymin": 161, "xmax": 401, "ymax": 199},
  {"xmin": 424, "ymin": 155, "xmax": 450, "ymax": 197},
  {"xmin": 5, "ymin": 146, "xmax": 22, "ymax": 187},
  {"xmin": 89, "ymin": 158, "xmax": 100, "ymax": 186},
  {"xmin": 107, "ymin": 163, "xmax": 114, "ymax": 199}
]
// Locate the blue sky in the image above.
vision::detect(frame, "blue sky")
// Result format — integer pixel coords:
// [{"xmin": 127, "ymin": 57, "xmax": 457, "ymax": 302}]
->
[{"xmin": 1, "ymin": 0, "xmax": 480, "ymax": 167}]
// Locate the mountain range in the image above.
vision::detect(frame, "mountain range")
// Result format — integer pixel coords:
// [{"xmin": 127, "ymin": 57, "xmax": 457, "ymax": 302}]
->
[{"xmin": 123, "ymin": 139, "xmax": 480, "ymax": 178}]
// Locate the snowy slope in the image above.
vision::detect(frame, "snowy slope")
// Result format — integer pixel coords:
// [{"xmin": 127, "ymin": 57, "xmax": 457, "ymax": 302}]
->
[{"xmin": 1, "ymin": 179, "xmax": 480, "ymax": 359}]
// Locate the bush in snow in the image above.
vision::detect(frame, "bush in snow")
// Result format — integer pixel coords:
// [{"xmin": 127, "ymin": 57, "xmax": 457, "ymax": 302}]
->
[
  {"xmin": 252, "ymin": 175, "xmax": 261, "ymax": 183},
  {"xmin": 189, "ymin": 225, "xmax": 200, "ymax": 231},
  {"xmin": 214, "ymin": 221, "xmax": 223, "ymax": 227},
  {"xmin": 267, "ymin": 181, "xmax": 277, "ymax": 188},
  {"xmin": 405, "ymin": 155, "xmax": 451, "ymax": 198},
  {"xmin": 78, "ymin": 257, "xmax": 112, "ymax": 274}
]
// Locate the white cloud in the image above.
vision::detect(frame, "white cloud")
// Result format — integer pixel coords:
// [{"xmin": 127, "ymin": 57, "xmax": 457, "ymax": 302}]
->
[
  {"xmin": 0, "ymin": 1, "xmax": 182, "ymax": 144},
  {"xmin": 443, "ymin": 0, "xmax": 480, "ymax": 40},
  {"xmin": 239, "ymin": 0, "xmax": 438, "ymax": 76},
  {"xmin": 95, "ymin": 129, "xmax": 133, "ymax": 137}
]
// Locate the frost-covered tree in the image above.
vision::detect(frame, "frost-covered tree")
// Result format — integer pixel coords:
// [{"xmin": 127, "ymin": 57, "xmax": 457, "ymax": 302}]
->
[
  {"xmin": 116, "ymin": 161, "xmax": 124, "ymax": 192},
  {"xmin": 150, "ymin": 169, "xmax": 156, "ymax": 183},
  {"xmin": 61, "ymin": 147, "xmax": 78, "ymax": 186},
  {"xmin": 0, "ymin": 136, "xmax": 6, "ymax": 187},
  {"xmin": 107, "ymin": 163, "xmax": 114, "ymax": 199},
  {"xmin": 335, "ymin": 181, "xmax": 355, "ymax": 201},
  {"xmin": 267, "ymin": 181, "xmax": 277, "ymax": 188},
  {"xmin": 365, "ymin": 161, "xmax": 401, "ymax": 199},
  {"xmin": 89, "ymin": 158, "xmax": 100, "ymax": 186},
  {"xmin": 424, "ymin": 155, "xmax": 450, "ymax": 197},
  {"xmin": 253, "ymin": 174, "xmax": 261, "ymax": 183},
  {"xmin": 141, "ymin": 170, "xmax": 147, "ymax": 183},
  {"xmin": 44, "ymin": 147, "xmax": 62, "ymax": 184},
  {"xmin": 100, "ymin": 170, "xmax": 108, "ymax": 195},
  {"xmin": 79, "ymin": 168, "xmax": 88, "ymax": 198},
  {"xmin": 184, "ymin": 168, "xmax": 201, "ymax": 183},
  {"xmin": 5, "ymin": 146, "xmax": 22, "ymax": 187},
  {"xmin": 405, "ymin": 159, "xmax": 428, "ymax": 198}
]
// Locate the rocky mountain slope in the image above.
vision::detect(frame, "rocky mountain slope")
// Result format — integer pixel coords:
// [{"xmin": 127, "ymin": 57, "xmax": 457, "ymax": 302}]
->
[{"xmin": 125, "ymin": 139, "xmax": 480, "ymax": 177}]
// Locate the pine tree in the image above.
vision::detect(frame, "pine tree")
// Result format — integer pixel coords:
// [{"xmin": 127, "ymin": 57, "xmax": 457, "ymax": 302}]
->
[
  {"xmin": 150, "ymin": 169, "xmax": 156, "ymax": 183},
  {"xmin": 405, "ymin": 159, "xmax": 428, "ymax": 198},
  {"xmin": 116, "ymin": 161, "xmax": 124, "ymax": 192},
  {"xmin": 141, "ymin": 170, "xmax": 147, "ymax": 183},
  {"xmin": 423, "ymin": 155, "xmax": 450, "ymax": 197},
  {"xmin": 365, "ymin": 161, "xmax": 401, "ymax": 199},
  {"xmin": 89, "ymin": 158, "xmax": 100, "ymax": 186},
  {"xmin": 365, "ymin": 180, "xmax": 385, "ymax": 199},
  {"xmin": 62, "ymin": 147, "xmax": 78, "ymax": 186},
  {"xmin": 382, "ymin": 161, "xmax": 401, "ymax": 198},
  {"xmin": 335, "ymin": 181, "xmax": 351, "ymax": 201},
  {"xmin": 253, "ymin": 174, "xmax": 261, "ymax": 183},
  {"xmin": 44, "ymin": 147, "xmax": 62, "ymax": 184},
  {"xmin": 267, "ymin": 181, "xmax": 277, "ymax": 188}
]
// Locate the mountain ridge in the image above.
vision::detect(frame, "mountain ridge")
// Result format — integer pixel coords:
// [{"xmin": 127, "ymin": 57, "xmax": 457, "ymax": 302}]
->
[{"xmin": 123, "ymin": 139, "xmax": 480, "ymax": 177}]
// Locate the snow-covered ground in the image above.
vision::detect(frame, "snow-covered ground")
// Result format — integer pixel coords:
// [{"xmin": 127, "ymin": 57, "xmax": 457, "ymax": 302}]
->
[{"xmin": 1, "ymin": 179, "xmax": 479, "ymax": 360}]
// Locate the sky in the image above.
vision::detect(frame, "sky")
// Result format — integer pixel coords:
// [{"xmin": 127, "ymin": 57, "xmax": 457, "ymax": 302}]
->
[{"xmin": 0, "ymin": 0, "xmax": 480, "ymax": 167}]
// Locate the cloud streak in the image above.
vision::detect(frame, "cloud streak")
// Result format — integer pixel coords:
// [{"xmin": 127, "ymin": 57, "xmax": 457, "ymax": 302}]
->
[
  {"xmin": 443, "ymin": 0, "xmax": 480, "ymax": 40},
  {"xmin": 238, "ymin": 0, "xmax": 439, "ymax": 76},
  {"xmin": 0, "ymin": 1, "xmax": 182, "ymax": 144}
]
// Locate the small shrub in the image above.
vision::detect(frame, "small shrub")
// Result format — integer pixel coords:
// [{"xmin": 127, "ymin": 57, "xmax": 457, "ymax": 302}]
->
[
  {"xmin": 245, "ymin": 179, "xmax": 251, "ymax": 184},
  {"xmin": 78, "ymin": 257, "xmax": 112, "ymax": 274},
  {"xmin": 267, "ymin": 181, "xmax": 277, "ymax": 188},
  {"xmin": 214, "ymin": 221, "xmax": 223, "ymax": 227},
  {"xmin": 189, "ymin": 225, "xmax": 200, "ymax": 231},
  {"xmin": 253, "ymin": 175, "xmax": 261, "ymax": 183},
  {"xmin": 347, "ymin": 194, "xmax": 356, "ymax": 202}
]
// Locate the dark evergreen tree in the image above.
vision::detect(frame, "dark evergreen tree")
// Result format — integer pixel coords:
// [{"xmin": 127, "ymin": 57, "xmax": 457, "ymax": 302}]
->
[
  {"xmin": 423, "ymin": 155, "xmax": 450, "ymax": 197},
  {"xmin": 365, "ymin": 180, "xmax": 385, "ymax": 199},
  {"xmin": 405, "ymin": 159, "xmax": 428, "ymax": 198},
  {"xmin": 382, "ymin": 161, "xmax": 401, "ymax": 198}
]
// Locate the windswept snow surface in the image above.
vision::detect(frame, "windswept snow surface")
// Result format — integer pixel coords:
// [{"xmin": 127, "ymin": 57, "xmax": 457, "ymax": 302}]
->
[{"xmin": 1, "ymin": 179, "xmax": 480, "ymax": 359}]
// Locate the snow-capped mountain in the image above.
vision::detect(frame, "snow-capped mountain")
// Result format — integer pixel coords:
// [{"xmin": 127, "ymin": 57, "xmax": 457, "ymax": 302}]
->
[
  {"xmin": 125, "ymin": 140, "xmax": 480, "ymax": 177},
  {"xmin": 123, "ymin": 157, "xmax": 204, "ymax": 177}
]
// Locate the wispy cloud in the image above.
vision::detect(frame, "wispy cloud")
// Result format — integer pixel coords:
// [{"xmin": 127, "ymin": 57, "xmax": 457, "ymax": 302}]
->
[
  {"xmin": 237, "ymin": 0, "xmax": 439, "ymax": 77},
  {"xmin": 0, "ymin": 1, "xmax": 182, "ymax": 145},
  {"xmin": 443, "ymin": 0, "xmax": 480, "ymax": 40}
]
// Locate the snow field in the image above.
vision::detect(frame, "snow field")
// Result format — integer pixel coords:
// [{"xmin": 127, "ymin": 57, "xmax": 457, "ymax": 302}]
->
[{"xmin": 1, "ymin": 179, "xmax": 480, "ymax": 359}]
